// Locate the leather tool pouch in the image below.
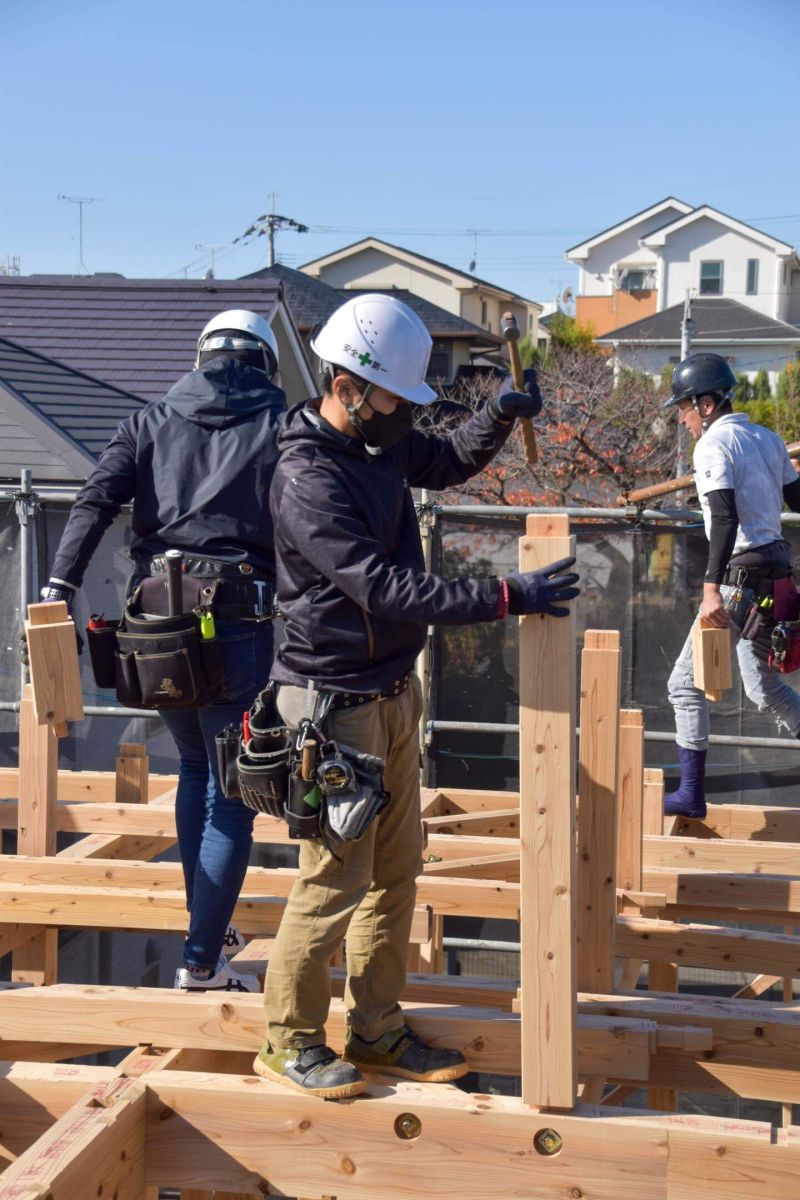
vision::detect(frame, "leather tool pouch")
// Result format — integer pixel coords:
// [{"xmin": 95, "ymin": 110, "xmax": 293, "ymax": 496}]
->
[
  {"xmin": 90, "ymin": 578, "xmax": 225, "ymax": 710},
  {"xmin": 769, "ymin": 621, "xmax": 800, "ymax": 674},
  {"xmin": 285, "ymin": 771, "xmax": 322, "ymax": 839},
  {"xmin": 231, "ymin": 683, "xmax": 292, "ymax": 817}
]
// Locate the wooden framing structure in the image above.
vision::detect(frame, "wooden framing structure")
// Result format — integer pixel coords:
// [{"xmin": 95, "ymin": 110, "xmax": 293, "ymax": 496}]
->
[{"xmin": 2, "ymin": 512, "xmax": 800, "ymax": 1197}]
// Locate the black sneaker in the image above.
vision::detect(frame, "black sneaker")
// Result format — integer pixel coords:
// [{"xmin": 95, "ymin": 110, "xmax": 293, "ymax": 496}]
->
[
  {"xmin": 253, "ymin": 1043, "xmax": 366, "ymax": 1100},
  {"xmin": 344, "ymin": 1024, "xmax": 468, "ymax": 1083}
]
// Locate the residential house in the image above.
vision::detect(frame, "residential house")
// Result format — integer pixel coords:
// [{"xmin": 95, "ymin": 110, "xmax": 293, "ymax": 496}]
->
[
  {"xmin": 595, "ymin": 299, "xmax": 800, "ymax": 389},
  {"xmin": 299, "ymin": 237, "xmax": 542, "ymax": 346},
  {"xmin": 566, "ymin": 198, "xmax": 800, "ymax": 383},
  {"xmin": 0, "ymin": 275, "xmax": 315, "ymax": 407},
  {"xmin": 243, "ymin": 262, "xmax": 503, "ymax": 387}
]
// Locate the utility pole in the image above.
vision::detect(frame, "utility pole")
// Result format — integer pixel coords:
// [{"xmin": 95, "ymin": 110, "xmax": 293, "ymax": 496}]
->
[
  {"xmin": 58, "ymin": 195, "xmax": 103, "ymax": 275},
  {"xmin": 234, "ymin": 201, "xmax": 309, "ymax": 267},
  {"xmin": 676, "ymin": 290, "xmax": 694, "ymax": 476},
  {"xmin": 195, "ymin": 242, "xmax": 225, "ymax": 277}
]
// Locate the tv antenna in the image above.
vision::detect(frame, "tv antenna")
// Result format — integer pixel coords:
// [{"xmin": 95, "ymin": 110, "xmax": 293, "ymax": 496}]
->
[
  {"xmin": 235, "ymin": 195, "xmax": 309, "ymax": 267},
  {"xmin": 58, "ymin": 194, "xmax": 104, "ymax": 275}
]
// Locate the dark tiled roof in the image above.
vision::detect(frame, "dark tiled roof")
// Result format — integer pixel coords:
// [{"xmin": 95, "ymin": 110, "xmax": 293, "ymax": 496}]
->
[
  {"xmin": 0, "ymin": 337, "xmax": 144, "ymax": 481},
  {"xmin": 0, "ymin": 276, "xmax": 283, "ymax": 402},
  {"xmin": 596, "ymin": 299, "xmax": 800, "ymax": 344},
  {"xmin": 300, "ymin": 237, "xmax": 539, "ymax": 306},
  {"xmin": 243, "ymin": 264, "xmax": 501, "ymax": 345}
]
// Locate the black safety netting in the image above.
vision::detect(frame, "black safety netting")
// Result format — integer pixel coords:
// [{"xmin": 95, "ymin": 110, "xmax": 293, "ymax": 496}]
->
[{"xmin": 429, "ymin": 512, "xmax": 800, "ymax": 807}]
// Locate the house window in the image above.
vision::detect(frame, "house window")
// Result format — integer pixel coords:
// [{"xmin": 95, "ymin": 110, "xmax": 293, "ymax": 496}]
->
[
  {"xmin": 426, "ymin": 341, "xmax": 451, "ymax": 383},
  {"xmin": 746, "ymin": 259, "xmax": 758, "ymax": 294},
  {"xmin": 480, "ymin": 299, "xmax": 488, "ymax": 326},
  {"xmin": 700, "ymin": 261, "xmax": 723, "ymax": 295}
]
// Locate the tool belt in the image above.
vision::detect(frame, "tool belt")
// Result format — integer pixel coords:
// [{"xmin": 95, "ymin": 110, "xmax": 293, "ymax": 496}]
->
[
  {"xmin": 216, "ymin": 682, "xmax": 389, "ymax": 850},
  {"xmin": 140, "ymin": 558, "xmax": 275, "ymax": 619},
  {"xmin": 85, "ymin": 575, "xmax": 226, "ymax": 710},
  {"xmin": 769, "ymin": 622, "xmax": 800, "ymax": 674},
  {"xmin": 722, "ymin": 563, "xmax": 800, "ymax": 665}
]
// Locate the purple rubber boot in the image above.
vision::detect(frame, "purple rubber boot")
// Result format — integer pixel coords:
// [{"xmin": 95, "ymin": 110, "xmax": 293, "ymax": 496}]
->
[{"xmin": 664, "ymin": 746, "xmax": 707, "ymax": 819}]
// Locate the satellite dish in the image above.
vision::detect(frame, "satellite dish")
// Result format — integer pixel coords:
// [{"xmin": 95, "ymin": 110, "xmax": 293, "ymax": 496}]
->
[{"xmin": 561, "ymin": 286, "xmax": 573, "ymax": 305}]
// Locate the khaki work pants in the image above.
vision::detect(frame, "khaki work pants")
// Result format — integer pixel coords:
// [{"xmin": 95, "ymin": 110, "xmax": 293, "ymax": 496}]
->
[{"xmin": 264, "ymin": 675, "xmax": 424, "ymax": 1048}]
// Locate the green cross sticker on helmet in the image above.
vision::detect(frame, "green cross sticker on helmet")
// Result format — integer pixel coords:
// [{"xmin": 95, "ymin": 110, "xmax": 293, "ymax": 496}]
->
[{"xmin": 311, "ymin": 294, "xmax": 438, "ymax": 405}]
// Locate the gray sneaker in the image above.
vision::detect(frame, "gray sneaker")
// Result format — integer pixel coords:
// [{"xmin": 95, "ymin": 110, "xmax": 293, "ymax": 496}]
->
[
  {"xmin": 344, "ymin": 1024, "xmax": 468, "ymax": 1082},
  {"xmin": 253, "ymin": 1043, "xmax": 365, "ymax": 1100}
]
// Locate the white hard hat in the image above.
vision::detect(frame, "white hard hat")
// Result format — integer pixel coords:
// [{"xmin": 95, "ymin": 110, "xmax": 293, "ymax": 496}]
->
[
  {"xmin": 196, "ymin": 309, "xmax": 279, "ymax": 377},
  {"xmin": 311, "ymin": 293, "xmax": 436, "ymax": 405}
]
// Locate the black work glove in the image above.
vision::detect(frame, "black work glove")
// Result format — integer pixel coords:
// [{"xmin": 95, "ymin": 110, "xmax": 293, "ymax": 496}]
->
[
  {"xmin": 488, "ymin": 367, "xmax": 543, "ymax": 424},
  {"xmin": 504, "ymin": 556, "xmax": 580, "ymax": 617}
]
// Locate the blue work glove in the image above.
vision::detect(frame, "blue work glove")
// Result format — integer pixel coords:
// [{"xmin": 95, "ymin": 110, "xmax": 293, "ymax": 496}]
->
[
  {"xmin": 504, "ymin": 557, "xmax": 580, "ymax": 617},
  {"xmin": 488, "ymin": 367, "xmax": 543, "ymax": 424}
]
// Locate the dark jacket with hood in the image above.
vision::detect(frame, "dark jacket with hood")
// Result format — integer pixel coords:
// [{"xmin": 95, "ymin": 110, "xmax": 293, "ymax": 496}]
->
[
  {"xmin": 50, "ymin": 358, "xmax": 285, "ymax": 588},
  {"xmin": 270, "ymin": 398, "xmax": 513, "ymax": 694}
]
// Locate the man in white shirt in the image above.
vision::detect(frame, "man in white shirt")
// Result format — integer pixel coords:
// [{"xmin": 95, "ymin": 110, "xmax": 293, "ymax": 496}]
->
[{"xmin": 663, "ymin": 352, "xmax": 800, "ymax": 818}]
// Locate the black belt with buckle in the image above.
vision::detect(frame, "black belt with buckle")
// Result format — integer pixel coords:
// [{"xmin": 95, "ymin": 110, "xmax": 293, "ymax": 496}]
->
[
  {"xmin": 330, "ymin": 670, "xmax": 413, "ymax": 710},
  {"xmin": 143, "ymin": 555, "xmax": 265, "ymax": 579}
]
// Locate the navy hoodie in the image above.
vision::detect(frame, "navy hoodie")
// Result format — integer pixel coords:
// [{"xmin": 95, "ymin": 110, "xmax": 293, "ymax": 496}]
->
[
  {"xmin": 50, "ymin": 358, "xmax": 285, "ymax": 587},
  {"xmin": 270, "ymin": 398, "xmax": 512, "ymax": 693}
]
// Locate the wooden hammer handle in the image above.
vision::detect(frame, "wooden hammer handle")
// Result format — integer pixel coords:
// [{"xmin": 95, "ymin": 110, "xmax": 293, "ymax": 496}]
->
[{"xmin": 506, "ymin": 335, "xmax": 538, "ymax": 466}]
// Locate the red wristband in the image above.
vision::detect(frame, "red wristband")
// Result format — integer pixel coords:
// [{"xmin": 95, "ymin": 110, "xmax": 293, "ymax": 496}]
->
[{"xmin": 496, "ymin": 578, "xmax": 510, "ymax": 619}]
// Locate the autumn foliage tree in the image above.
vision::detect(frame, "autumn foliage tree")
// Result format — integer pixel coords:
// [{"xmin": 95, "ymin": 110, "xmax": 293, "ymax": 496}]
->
[{"xmin": 419, "ymin": 346, "xmax": 675, "ymax": 507}]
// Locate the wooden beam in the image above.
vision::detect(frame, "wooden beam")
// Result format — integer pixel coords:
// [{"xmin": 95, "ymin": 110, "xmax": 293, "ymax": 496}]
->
[
  {"xmin": 644, "ymin": 867, "xmax": 800, "ymax": 918},
  {"xmin": 24, "ymin": 601, "xmax": 84, "ymax": 736},
  {"xmin": 692, "ymin": 617, "xmax": 732, "ymax": 702},
  {"xmin": 642, "ymin": 768, "xmax": 665, "ymax": 837},
  {"xmin": 0, "ymin": 985, "xmax": 658, "ymax": 1083},
  {"xmin": 644, "ymin": 835, "xmax": 800, "ymax": 876},
  {"xmin": 422, "ymin": 853, "xmax": 520, "ymax": 881},
  {"xmin": 518, "ymin": 513, "xmax": 577, "ymax": 1109},
  {"xmin": 0, "ymin": 856, "xmax": 523, "ymax": 922},
  {"xmin": 582, "ymin": 990, "xmax": 800, "ymax": 1103},
  {"xmin": 423, "ymin": 809, "xmax": 520, "ymax": 837},
  {"xmin": 11, "ymin": 686, "xmax": 58, "ymax": 986},
  {"xmin": 0, "ymin": 1073, "xmax": 145, "ymax": 1199},
  {"xmin": 115, "ymin": 743, "xmax": 149, "ymax": 806},
  {"xmin": 0, "ymin": 883, "xmax": 434, "ymax": 945},
  {"xmin": 0, "ymin": 1061, "xmax": 115, "ymax": 1166},
  {"xmin": 670, "ymin": 803, "xmax": 800, "ymax": 843},
  {"xmin": 424, "ymin": 788, "xmax": 521, "ymax": 815},
  {"xmin": 576, "ymin": 630, "xmax": 621, "ymax": 994},
  {"xmin": 0, "ymin": 768, "xmax": 178, "ymax": 803},
  {"xmin": 616, "ymin": 710, "xmax": 644, "ymax": 893},
  {"xmin": 143, "ymin": 1071, "xmax": 800, "ymax": 1199},
  {"xmin": 616, "ymin": 915, "xmax": 800, "ymax": 976}
]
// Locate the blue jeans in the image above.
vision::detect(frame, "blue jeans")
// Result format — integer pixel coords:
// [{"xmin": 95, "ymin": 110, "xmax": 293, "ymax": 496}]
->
[
  {"xmin": 159, "ymin": 620, "xmax": 273, "ymax": 969},
  {"xmin": 668, "ymin": 585, "xmax": 800, "ymax": 751}
]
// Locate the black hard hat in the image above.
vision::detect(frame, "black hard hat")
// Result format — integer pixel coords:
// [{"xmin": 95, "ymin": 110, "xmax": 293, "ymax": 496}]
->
[{"xmin": 664, "ymin": 352, "xmax": 737, "ymax": 408}]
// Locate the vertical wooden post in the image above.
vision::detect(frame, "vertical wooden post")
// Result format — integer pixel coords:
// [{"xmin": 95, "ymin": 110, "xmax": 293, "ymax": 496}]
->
[
  {"xmin": 616, "ymin": 710, "xmax": 644, "ymax": 894},
  {"xmin": 116, "ymin": 744, "xmax": 149, "ymax": 805},
  {"xmin": 576, "ymin": 631, "xmax": 621, "ymax": 995},
  {"xmin": 519, "ymin": 513, "xmax": 577, "ymax": 1109},
  {"xmin": 644, "ymin": 764, "xmax": 677, "ymax": 1109},
  {"xmin": 642, "ymin": 768, "xmax": 665, "ymax": 838},
  {"xmin": 12, "ymin": 684, "xmax": 58, "ymax": 984}
]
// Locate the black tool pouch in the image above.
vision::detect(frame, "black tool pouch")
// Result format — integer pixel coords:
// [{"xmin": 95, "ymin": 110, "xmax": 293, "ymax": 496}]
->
[
  {"xmin": 236, "ymin": 735, "xmax": 292, "ymax": 818},
  {"xmin": 285, "ymin": 771, "xmax": 322, "ymax": 840},
  {"xmin": 233, "ymin": 683, "xmax": 292, "ymax": 817},
  {"xmin": 114, "ymin": 609, "xmax": 224, "ymax": 709},
  {"xmin": 215, "ymin": 724, "xmax": 243, "ymax": 799},
  {"xmin": 85, "ymin": 621, "xmax": 122, "ymax": 688}
]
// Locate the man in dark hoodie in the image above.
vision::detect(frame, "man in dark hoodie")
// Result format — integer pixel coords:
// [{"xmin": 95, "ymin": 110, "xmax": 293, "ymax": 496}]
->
[
  {"xmin": 253, "ymin": 293, "xmax": 579, "ymax": 1099},
  {"xmin": 40, "ymin": 309, "xmax": 285, "ymax": 992}
]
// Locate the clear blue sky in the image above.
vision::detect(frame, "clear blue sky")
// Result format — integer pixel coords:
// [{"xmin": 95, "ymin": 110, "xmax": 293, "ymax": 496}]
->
[{"xmin": 2, "ymin": 0, "xmax": 798, "ymax": 307}]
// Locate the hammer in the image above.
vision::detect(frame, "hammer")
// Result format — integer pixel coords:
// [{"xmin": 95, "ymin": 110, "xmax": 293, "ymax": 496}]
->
[{"xmin": 501, "ymin": 312, "xmax": 538, "ymax": 465}]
